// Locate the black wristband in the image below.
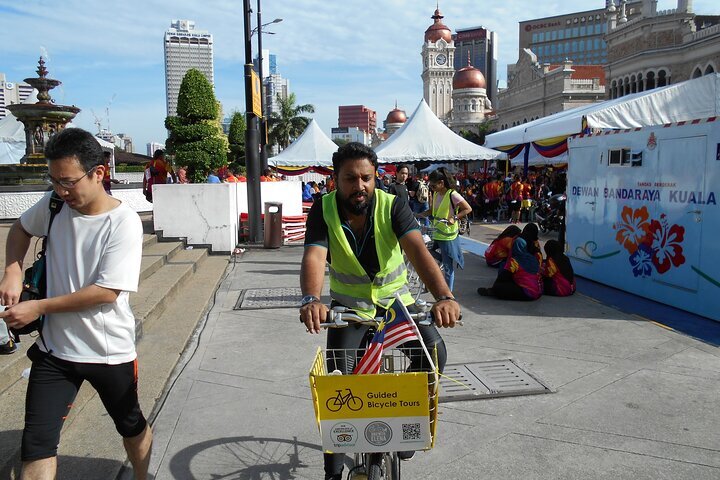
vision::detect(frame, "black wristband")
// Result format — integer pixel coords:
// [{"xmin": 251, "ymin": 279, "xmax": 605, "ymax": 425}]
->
[{"xmin": 435, "ymin": 296, "xmax": 457, "ymax": 303}]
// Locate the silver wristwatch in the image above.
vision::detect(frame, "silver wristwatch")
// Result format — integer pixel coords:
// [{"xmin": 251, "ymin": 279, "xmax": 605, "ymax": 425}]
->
[{"xmin": 301, "ymin": 295, "xmax": 320, "ymax": 307}]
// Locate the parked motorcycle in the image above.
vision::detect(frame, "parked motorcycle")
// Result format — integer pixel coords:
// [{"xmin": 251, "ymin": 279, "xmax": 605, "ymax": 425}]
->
[{"xmin": 535, "ymin": 193, "xmax": 566, "ymax": 233}]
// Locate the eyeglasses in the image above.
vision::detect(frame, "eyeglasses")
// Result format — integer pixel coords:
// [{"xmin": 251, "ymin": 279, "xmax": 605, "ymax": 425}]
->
[
  {"xmin": 44, "ymin": 166, "xmax": 97, "ymax": 189},
  {"xmin": 429, "ymin": 182, "xmax": 444, "ymax": 189}
]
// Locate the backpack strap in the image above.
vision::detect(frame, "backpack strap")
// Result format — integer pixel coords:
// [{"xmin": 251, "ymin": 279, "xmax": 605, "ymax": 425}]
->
[{"xmin": 40, "ymin": 192, "xmax": 65, "ymax": 255}]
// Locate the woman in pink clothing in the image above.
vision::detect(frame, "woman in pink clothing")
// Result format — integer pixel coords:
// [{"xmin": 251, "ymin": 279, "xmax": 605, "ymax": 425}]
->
[{"xmin": 541, "ymin": 239, "xmax": 576, "ymax": 296}]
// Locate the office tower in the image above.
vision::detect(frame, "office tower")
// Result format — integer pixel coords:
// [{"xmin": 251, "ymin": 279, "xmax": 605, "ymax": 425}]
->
[
  {"xmin": 164, "ymin": 19, "xmax": 214, "ymax": 117},
  {"xmin": 0, "ymin": 73, "xmax": 33, "ymax": 119},
  {"xmin": 338, "ymin": 105, "xmax": 377, "ymax": 135},
  {"xmin": 453, "ymin": 27, "xmax": 499, "ymax": 106}
]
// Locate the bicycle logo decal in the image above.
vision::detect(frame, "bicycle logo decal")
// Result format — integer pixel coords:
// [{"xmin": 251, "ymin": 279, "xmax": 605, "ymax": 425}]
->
[{"xmin": 325, "ymin": 388, "xmax": 364, "ymax": 412}]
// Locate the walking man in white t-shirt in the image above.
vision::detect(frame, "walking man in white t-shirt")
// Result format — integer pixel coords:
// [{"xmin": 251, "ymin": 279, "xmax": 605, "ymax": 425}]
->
[{"xmin": 0, "ymin": 128, "xmax": 152, "ymax": 480}]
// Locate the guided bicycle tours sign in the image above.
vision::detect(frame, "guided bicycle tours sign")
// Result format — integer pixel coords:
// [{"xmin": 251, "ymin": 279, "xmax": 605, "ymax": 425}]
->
[{"xmin": 310, "ymin": 352, "xmax": 434, "ymax": 453}]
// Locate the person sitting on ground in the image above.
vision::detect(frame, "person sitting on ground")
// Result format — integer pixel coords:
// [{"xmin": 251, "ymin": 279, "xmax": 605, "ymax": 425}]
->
[
  {"xmin": 477, "ymin": 223, "xmax": 543, "ymax": 301},
  {"xmin": 484, "ymin": 225, "xmax": 522, "ymax": 268},
  {"xmin": 541, "ymin": 239, "xmax": 576, "ymax": 296}
]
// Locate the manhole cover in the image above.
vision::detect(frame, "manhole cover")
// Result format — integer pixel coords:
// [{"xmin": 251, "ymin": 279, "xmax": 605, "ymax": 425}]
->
[
  {"xmin": 439, "ymin": 359, "xmax": 552, "ymax": 402},
  {"xmin": 234, "ymin": 287, "xmax": 304, "ymax": 310}
]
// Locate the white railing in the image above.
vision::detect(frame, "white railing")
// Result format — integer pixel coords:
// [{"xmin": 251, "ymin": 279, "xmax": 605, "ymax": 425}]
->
[{"xmin": 691, "ymin": 23, "xmax": 720, "ymax": 41}]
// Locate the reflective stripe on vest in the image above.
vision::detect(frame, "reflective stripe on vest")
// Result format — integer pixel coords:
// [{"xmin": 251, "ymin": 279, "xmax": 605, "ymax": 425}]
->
[
  {"xmin": 322, "ymin": 190, "xmax": 415, "ymax": 318},
  {"xmin": 432, "ymin": 189, "xmax": 459, "ymax": 241}
]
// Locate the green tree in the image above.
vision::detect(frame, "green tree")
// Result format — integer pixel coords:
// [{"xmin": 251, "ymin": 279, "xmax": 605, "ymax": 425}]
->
[
  {"xmin": 165, "ymin": 69, "xmax": 228, "ymax": 183},
  {"xmin": 268, "ymin": 93, "xmax": 315, "ymax": 150},
  {"xmin": 227, "ymin": 111, "xmax": 246, "ymax": 165},
  {"xmin": 460, "ymin": 119, "xmax": 496, "ymax": 146}
]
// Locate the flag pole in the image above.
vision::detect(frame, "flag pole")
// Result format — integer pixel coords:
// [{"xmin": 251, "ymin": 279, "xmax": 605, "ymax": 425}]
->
[{"xmin": 395, "ymin": 293, "xmax": 437, "ymax": 374}]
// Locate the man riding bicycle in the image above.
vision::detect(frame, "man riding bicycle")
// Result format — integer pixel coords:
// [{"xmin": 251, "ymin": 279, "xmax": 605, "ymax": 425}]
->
[{"xmin": 299, "ymin": 142, "xmax": 461, "ymax": 480}]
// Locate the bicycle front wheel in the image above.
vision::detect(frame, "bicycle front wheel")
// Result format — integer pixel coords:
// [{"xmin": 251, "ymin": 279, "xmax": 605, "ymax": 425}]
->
[{"xmin": 367, "ymin": 453, "xmax": 384, "ymax": 480}]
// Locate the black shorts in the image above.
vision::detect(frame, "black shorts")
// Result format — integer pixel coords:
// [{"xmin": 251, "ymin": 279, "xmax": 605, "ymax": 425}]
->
[{"xmin": 21, "ymin": 344, "xmax": 147, "ymax": 461}]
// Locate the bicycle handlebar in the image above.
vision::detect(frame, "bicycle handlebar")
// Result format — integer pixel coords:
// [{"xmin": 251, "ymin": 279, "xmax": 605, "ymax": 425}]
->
[{"xmin": 319, "ymin": 305, "xmax": 463, "ymax": 329}]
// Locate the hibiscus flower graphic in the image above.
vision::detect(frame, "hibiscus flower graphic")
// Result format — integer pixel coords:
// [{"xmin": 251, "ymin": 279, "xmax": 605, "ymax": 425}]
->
[
  {"xmin": 647, "ymin": 214, "xmax": 686, "ymax": 274},
  {"xmin": 629, "ymin": 243, "xmax": 654, "ymax": 278},
  {"xmin": 613, "ymin": 206, "xmax": 651, "ymax": 254}
]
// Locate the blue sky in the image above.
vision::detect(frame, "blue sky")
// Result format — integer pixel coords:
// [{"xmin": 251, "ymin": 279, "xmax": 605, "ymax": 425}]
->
[{"xmin": 0, "ymin": 0, "xmax": 715, "ymax": 153}]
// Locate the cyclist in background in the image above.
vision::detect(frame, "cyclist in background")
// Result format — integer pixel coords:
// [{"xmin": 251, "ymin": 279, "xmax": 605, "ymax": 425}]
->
[{"xmin": 299, "ymin": 142, "xmax": 461, "ymax": 480}]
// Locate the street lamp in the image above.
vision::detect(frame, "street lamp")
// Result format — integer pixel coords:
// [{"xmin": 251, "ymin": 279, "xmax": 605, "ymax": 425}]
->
[
  {"xmin": 243, "ymin": 0, "xmax": 262, "ymax": 243},
  {"xmin": 255, "ymin": 10, "xmax": 283, "ymax": 169}
]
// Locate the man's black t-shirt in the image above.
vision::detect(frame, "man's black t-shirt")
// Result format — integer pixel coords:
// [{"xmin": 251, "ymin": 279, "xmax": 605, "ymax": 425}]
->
[
  {"xmin": 388, "ymin": 183, "xmax": 409, "ymax": 203},
  {"xmin": 304, "ymin": 193, "xmax": 418, "ymax": 279}
]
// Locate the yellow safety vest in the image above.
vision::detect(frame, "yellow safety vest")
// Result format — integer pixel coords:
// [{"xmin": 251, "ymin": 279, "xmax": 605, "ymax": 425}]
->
[
  {"xmin": 431, "ymin": 189, "xmax": 459, "ymax": 241},
  {"xmin": 322, "ymin": 189, "xmax": 415, "ymax": 319}
]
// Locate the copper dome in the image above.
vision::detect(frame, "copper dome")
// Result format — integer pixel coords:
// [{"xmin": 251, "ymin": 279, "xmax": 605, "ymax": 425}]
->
[
  {"xmin": 453, "ymin": 65, "xmax": 487, "ymax": 89},
  {"xmin": 424, "ymin": 8, "xmax": 452, "ymax": 43},
  {"xmin": 386, "ymin": 107, "xmax": 407, "ymax": 124}
]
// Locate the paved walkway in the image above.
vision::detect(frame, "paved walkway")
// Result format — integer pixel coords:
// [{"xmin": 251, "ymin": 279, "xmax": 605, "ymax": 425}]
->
[{"xmin": 144, "ymin": 240, "xmax": 720, "ymax": 480}]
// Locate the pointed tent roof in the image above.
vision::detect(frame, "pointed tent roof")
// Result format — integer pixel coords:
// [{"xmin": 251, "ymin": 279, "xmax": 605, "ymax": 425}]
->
[
  {"xmin": 375, "ymin": 99, "xmax": 506, "ymax": 163},
  {"xmin": 269, "ymin": 119, "xmax": 335, "ymax": 167},
  {"xmin": 486, "ymin": 73, "xmax": 720, "ymax": 148}
]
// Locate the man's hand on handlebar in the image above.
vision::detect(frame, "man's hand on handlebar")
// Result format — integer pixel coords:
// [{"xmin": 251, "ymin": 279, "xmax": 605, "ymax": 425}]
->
[
  {"xmin": 300, "ymin": 301, "xmax": 328, "ymax": 334},
  {"xmin": 430, "ymin": 298, "xmax": 461, "ymax": 328}
]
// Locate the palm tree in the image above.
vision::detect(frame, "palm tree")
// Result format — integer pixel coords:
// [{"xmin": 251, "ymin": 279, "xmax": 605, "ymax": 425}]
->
[{"xmin": 268, "ymin": 93, "xmax": 315, "ymax": 150}]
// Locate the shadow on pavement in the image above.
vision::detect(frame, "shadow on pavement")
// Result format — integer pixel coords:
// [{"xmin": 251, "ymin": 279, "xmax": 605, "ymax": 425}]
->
[{"xmin": 168, "ymin": 436, "xmax": 352, "ymax": 480}]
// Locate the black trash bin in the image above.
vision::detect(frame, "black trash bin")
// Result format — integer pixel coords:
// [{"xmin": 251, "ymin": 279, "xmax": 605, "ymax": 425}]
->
[{"xmin": 263, "ymin": 202, "xmax": 283, "ymax": 249}]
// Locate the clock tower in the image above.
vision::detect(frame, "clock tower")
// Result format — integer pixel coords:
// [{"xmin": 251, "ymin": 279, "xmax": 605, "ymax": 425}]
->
[{"xmin": 422, "ymin": 7, "xmax": 455, "ymax": 121}]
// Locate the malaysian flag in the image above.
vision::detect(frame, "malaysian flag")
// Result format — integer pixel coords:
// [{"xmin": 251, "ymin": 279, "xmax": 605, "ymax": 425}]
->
[{"xmin": 353, "ymin": 300, "xmax": 420, "ymax": 375}]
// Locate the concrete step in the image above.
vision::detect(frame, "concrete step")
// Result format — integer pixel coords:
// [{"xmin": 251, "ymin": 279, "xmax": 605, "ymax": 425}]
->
[{"xmin": 0, "ymin": 245, "xmax": 223, "ymax": 479}]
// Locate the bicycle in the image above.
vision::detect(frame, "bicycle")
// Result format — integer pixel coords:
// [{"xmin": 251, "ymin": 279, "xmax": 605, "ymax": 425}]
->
[{"xmin": 309, "ymin": 304, "xmax": 457, "ymax": 480}]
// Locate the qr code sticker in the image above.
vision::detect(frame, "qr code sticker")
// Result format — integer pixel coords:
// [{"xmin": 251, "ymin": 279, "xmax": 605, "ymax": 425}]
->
[{"xmin": 402, "ymin": 423, "xmax": 421, "ymax": 440}]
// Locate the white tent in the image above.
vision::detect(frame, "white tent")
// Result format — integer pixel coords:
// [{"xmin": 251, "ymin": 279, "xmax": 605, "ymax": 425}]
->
[
  {"xmin": 269, "ymin": 119, "xmax": 335, "ymax": 168},
  {"xmin": 486, "ymin": 73, "xmax": 720, "ymax": 154},
  {"xmin": 375, "ymin": 99, "xmax": 507, "ymax": 163}
]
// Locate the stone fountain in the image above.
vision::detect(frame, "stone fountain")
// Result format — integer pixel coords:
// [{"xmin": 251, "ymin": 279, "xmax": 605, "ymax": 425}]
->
[{"xmin": 6, "ymin": 57, "xmax": 80, "ymax": 164}]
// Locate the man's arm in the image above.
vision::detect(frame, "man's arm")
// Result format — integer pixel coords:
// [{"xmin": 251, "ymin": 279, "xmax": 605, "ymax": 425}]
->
[
  {"xmin": 399, "ymin": 230, "xmax": 459, "ymax": 327},
  {"xmin": 299, "ymin": 245, "xmax": 329, "ymax": 334},
  {"xmin": 0, "ymin": 220, "xmax": 33, "ymax": 306},
  {"xmin": 0, "ymin": 284, "xmax": 120, "ymax": 329}
]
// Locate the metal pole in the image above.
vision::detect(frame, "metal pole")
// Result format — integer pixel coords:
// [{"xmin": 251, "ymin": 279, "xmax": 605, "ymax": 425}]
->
[
  {"xmin": 244, "ymin": 0, "xmax": 262, "ymax": 243},
  {"xmin": 257, "ymin": 0, "xmax": 268, "ymax": 170}
]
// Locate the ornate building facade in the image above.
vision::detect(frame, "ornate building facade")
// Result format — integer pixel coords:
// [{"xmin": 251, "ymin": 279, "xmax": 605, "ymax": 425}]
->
[
  {"xmin": 496, "ymin": 51, "xmax": 605, "ymax": 131},
  {"xmin": 422, "ymin": 8, "xmax": 455, "ymax": 121},
  {"xmin": 605, "ymin": 0, "xmax": 720, "ymax": 99}
]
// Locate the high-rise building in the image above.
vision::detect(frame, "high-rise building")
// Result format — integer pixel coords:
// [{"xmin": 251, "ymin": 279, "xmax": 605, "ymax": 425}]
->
[
  {"xmin": 509, "ymin": 2, "xmax": 642, "ymax": 84},
  {"xmin": 0, "ymin": 73, "xmax": 33, "ymax": 119},
  {"xmin": 453, "ymin": 27, "xmax": 498, "ymax": 106},
  {"xmin": 253, "ymin": 49, "xmax": 278, "ymax": 79},
  {"xmin": 331, "ymin": 127, "xmax": 371, "ymax": 146},
  {"xmin": 338, "ymin": 105, "xmax": 377, "ymax": 135},
  {"xmin": 164, "ymin": 19, "xmax": 214, "ymax": 117},
  {"xmin": 422, "ymin": 8, "xmax": 456, "ymax": 121},
  {"xmin": 253, "ymin": 49, "xmax": 288, "ymax": 118},
  {"xmin": 147, "ymin": 142, "xmax": 165, "ymax": 157}
]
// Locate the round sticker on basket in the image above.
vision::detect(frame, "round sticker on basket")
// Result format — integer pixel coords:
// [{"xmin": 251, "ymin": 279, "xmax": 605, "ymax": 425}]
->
[
  {"xmin": 331, "ymin": 422, "xmax": 358, "ymax": 448},
  {"xmin": 364, "ymin": 421, "xmax": 392, "ymax": 446}
]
